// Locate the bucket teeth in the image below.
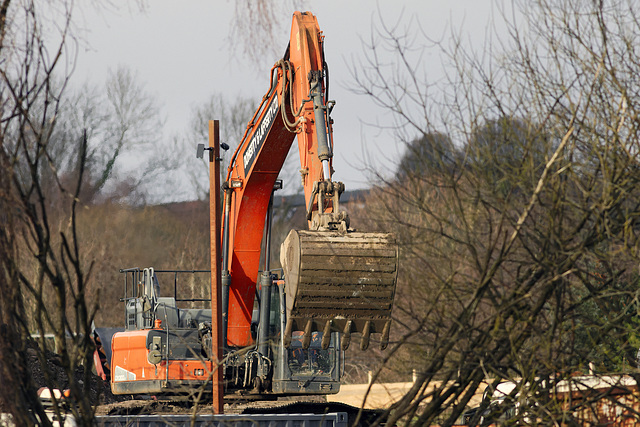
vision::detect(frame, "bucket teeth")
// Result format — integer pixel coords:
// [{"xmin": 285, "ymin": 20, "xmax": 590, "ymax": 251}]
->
[
  {"xmin": 360, "ymin": 321, "xmax": 371, "ymax": 351},
  {"xmin": 321, "ymin": 321, "xmax": 332, "ymax": 350},
  {"xmin": 280, "ymin": 230, "xmax": 398, "ymax": 349},
  {"xmin": 380, "ymin": 320, "xmax": 391, "ymax": 350},
  {"xmin": 341, "ymin": 321, "xmax": 352, "ymax": 351}
]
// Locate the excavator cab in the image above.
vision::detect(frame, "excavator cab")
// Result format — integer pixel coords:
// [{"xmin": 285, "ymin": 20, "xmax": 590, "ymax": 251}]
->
[
  {"xmin": 261, "ymin": 279, "xmax": 342, "ymax": 394},
  {"xmin": 287, "ymin": 332, "xmax": 333, "ymax": 376}
]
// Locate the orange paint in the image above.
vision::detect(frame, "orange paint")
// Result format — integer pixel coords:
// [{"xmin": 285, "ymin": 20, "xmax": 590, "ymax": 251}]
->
[{"xmin": 223, "ymin": 12, "xmax": 333, "ymax": 347}]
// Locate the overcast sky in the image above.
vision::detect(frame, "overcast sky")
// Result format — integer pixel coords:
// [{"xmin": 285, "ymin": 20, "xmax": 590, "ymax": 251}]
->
[{"xmin": 73, "ymin": 0, "xmax": 500, "ymax": 196}]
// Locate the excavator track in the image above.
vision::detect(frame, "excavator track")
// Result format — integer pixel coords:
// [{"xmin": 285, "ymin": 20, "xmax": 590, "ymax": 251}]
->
[{"xmin": 280, "ymin": 230, "xmax": 398, "ymax": 349}]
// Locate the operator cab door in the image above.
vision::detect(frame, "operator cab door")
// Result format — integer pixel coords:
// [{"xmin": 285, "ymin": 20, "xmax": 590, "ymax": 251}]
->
[{"xmin": 268, "ymin": 288, "xmax": 342, "ymax": 394}]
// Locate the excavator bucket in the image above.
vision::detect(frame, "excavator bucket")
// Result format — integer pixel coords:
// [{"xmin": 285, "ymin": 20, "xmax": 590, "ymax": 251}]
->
[{"xmin": 280, "ymin": 230, "xmax": 398, "ymax": 350}]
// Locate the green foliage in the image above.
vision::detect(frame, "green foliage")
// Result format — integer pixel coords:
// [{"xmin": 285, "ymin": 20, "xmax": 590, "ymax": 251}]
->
[
  {"xmin": 396, "ymin": 132, "xmax": 460, "ymax": 179},
  {"xmin": 465, "ymin": 116, "xmax": 552, "ymax": 196},
  {"xmin": 569, "ymin": 270, "xmax": 640, "ymax": 372}
]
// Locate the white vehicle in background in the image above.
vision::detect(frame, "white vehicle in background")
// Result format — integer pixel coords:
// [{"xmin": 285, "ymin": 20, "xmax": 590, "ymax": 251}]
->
[
  {"xmin": 479, "ymin": 380, "xmax": 520, "ymax": 423},
  {"xmin": 473, "ymin": 374, "xmax": 638, "ymax": 425},
  {"xmin": 0, "ymin": 388, "xmax": 77, "ymax": 427}
]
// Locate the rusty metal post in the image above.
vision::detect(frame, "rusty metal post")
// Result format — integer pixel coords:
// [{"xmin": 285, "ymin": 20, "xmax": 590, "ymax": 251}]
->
[{"xmin": 209, "ymin": 120, "xmax": 224, "ymax": 413}]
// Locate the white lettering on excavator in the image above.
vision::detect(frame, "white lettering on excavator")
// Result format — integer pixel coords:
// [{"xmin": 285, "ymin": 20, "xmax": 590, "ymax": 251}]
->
[{"xmin": 243, "ymin": 96, "xmax": 279, "ymax": 174}]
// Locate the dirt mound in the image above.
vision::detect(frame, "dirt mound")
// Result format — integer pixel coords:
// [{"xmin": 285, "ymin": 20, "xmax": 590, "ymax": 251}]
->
[{"xmin": 25, "ymin": 340, "xmax": 129, "ymax": 406}]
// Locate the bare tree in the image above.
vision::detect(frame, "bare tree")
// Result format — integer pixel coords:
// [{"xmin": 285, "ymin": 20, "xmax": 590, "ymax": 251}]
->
[
  {"xmin": 351, "ymin": 1, "xmax": 640, "ymax": 425},
  {"xmin": 49, "ymin": 66, "xmax": 177, "ymax": 204},
  {"xmin": 182, "ymin": 92, "xmax": 256, "ymax": 200},
  {"xmin": 395, "ymin": 132, "xmax": 461, "ymax": 179},
  {"xmin": 229, "ymin": 0, "xmax": 309, "ymax": 69},
  {"xmin": 0, "ymin": 1, "xmax": 98, "ymax": 425}
]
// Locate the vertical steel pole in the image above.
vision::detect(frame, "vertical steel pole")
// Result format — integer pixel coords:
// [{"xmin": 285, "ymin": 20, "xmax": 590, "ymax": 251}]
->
[{"xmin": 209, "ymin": 120, "xmax": 224, "ymax": 413}]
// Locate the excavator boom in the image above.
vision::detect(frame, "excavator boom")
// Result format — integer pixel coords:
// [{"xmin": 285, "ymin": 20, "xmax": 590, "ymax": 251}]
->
[{"xmin": 222, "ymin": 11, "xmax": 398, "ymax": 351}]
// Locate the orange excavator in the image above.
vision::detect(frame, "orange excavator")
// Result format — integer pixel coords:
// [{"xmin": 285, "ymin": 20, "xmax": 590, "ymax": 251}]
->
[{"xmin": 101, "ymin": 11, "xmax": 398, "ymax": 398}]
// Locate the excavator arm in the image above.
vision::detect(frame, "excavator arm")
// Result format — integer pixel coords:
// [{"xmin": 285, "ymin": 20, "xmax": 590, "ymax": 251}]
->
[
  {"xmin": 105, "ymin": 11, "xmax": 396, "ymax": 399},
  {"xmin": 221, "ymin": 12, "xmax": 398, "ymax": 351}
]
